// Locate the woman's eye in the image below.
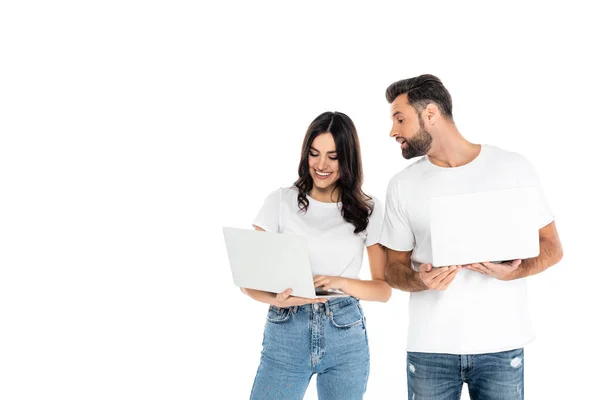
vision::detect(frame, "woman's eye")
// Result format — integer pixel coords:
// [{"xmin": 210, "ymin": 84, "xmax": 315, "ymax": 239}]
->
[{"xmin": 329, "ymin": 156, "xmax": 338, "ymax": 160}]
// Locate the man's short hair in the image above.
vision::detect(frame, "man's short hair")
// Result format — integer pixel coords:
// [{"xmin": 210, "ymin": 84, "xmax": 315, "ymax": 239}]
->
[{"xmin": 385, "ymin": 74, "xmax": 453, "ymax": 120}]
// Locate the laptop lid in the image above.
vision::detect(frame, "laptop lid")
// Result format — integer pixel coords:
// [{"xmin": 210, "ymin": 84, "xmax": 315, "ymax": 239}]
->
[
  {"xmin": 430, "ymin": 186, "xmax": 540, "ymax": 267},
  {"xmin": 223, "ymin": 227, "xmax": 344, "ymax": 299}
]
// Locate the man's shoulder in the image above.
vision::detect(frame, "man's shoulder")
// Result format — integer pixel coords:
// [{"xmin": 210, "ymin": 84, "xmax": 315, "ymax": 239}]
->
[
  {"xmin": 388, "ymin": 157, "xmax": 428, "ymax": 186},
  {"xmin": 484, "ymin": 144, "xmax": 530, "ymax": 165}
]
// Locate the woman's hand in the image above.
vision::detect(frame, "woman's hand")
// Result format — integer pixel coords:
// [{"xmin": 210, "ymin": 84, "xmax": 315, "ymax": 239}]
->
[
  {"xmin": 273, "ymin": 288, "xmax": 326, "ymax": 308},
  {"xmin": 313, "ymin": 275, "xmax": 348, "ymax": 292}
]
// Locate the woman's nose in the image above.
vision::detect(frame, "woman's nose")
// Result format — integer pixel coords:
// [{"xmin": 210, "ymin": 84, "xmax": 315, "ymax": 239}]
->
[{"xmin": 317, "ymin": 156, "xmax": 327, "ymax": 170}]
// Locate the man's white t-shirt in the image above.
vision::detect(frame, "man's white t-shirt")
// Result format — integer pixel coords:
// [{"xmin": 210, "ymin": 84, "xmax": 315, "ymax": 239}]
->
[
  {"xmin": 254, "ymin": 187, "xmax": 383, "ymax": 278},
  {"xmin": 380, "ymin": 145, "xmax": 554, "ymax": 354}
]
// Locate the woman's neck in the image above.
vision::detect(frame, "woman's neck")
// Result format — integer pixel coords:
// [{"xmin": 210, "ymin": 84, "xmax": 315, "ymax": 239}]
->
[{"xmin": 309, "ymin": 186, "xmax": 340, "ymax": 203}]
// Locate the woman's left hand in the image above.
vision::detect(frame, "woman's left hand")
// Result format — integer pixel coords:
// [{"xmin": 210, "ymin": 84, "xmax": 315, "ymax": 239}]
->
[{"xmin": 313, "ymin": 275, "xmax": 348, "ymax": 292}]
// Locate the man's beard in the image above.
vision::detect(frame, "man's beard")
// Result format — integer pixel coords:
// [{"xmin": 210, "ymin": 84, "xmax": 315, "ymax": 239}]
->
[{"xmin": 402, "ymin": 116, "xmax": 433, "ymax": 159}]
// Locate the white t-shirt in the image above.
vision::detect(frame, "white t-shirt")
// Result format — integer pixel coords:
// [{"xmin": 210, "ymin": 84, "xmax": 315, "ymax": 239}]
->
[
  {"xmin": 380, "ymin": 145, "xmax": 554, "ymax": 354},
  {"xmin": 253, "ymin": 187, "xmax": 383, "ymax": 278}
]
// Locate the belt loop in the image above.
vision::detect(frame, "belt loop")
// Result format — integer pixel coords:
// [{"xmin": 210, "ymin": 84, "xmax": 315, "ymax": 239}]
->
[
  {"xmin": 292, "ymin": 305, "xmax": 298, "ymax": 314},
  {"xmin": 324, "ymin": 300, "xmax": 331, "ymax": 316}
]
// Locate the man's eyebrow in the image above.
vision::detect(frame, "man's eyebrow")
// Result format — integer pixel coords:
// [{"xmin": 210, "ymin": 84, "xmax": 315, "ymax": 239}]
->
[
  {"xmin": 309, "ymin": 147, "xmax": 337, "ymax": 154},
  {"xmin": 392, "ymin": 111, "xmax": 403, "ymax": 118}
]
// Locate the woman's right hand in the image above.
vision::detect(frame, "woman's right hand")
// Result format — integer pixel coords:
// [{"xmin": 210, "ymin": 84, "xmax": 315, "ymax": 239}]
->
[{"xmin": 273, "ymin": 288, "xmax": 326, "ymax": 308}]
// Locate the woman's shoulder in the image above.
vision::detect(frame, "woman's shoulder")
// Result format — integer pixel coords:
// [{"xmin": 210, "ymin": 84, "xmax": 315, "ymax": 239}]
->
[
  {"xmin": 277, "ymin": 186, "xmax": 299, "ymax": 198},
  {"xmin": 364, "ymin": 194, "xmax": 383, "ymax": 213},
  {"xmin": 262, "ymin": 186, "xmax": 298, "ymax": 205}
]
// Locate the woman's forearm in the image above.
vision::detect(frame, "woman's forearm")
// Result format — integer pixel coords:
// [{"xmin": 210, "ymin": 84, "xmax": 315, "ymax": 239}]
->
[
  {"xmin": 240, "ymin": 288, "xmax": 277, "ymax": 305},
  {"xmin": 340, "ymin": 278, "xmax": 392, "ymax": 302}
]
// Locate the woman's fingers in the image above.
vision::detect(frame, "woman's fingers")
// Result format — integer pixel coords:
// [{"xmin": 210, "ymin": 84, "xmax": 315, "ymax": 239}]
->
[
  {"xmin": 314, "ymin": 277, "xmax": 329, "ymax": 288},
  {"xmin": 276, "ymin": 288, "xmax": 292, "ymax": 302}
]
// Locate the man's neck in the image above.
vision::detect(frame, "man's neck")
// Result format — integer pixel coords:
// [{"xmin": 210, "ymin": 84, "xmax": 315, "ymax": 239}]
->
[{"xmin": 427, "ymin": 129, "xmax": 481, "ymax": 168}]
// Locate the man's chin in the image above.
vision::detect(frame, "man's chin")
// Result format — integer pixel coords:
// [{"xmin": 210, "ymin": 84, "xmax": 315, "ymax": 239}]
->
[
  {"xmin": 402, "ymin": 147, "xmax": 427, "ymax": 160},
  {"xmin": 402, "ymin": 149, "xmax": 417, "ymax": 159}
]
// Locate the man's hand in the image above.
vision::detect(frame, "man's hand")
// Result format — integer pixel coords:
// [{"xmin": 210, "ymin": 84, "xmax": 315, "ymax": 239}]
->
[
  {"xmin": 313, "ymin": 275, "xmax": 348, "ymax": 292},
  {"xmin": 273, "ymin": 288, "xmax": 325, "ymax": 308},
  {"xmin": 465, "ymin": 260, "xmax": 521, "ymax": 280},
  {"xmin": 418, "ymin": 264, "xmax": 461, "ymax": 290}
]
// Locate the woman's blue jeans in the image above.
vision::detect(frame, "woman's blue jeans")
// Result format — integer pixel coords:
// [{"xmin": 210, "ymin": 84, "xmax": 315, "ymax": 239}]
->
[{"xmin": 250, "ymin": 296, "xmax": 370, "ymax": 400}]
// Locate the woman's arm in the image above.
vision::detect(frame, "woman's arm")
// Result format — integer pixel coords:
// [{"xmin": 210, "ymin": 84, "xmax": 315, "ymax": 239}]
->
[
  {"xmin": 240, "ymin": 287, "xmax": 279, "ymax": 306},
  {"xmin": 313, "ymin": 244, "xmax": 392, "ymax": 302},
  {"xmin": 241, "ymin": 287, "xmax": 324, "ymax": 307}
]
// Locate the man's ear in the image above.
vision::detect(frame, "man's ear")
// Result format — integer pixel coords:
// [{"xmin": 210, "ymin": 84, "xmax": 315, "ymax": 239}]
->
[{"xmin": 424, "ymin": 103, "xmax": 441, "ymax": 126}]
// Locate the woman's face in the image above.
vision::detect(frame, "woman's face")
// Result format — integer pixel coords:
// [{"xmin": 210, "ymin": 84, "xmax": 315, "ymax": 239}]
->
[{"xmin": 308, "ymin": 132, "xmax": 340, "ymax": 191}]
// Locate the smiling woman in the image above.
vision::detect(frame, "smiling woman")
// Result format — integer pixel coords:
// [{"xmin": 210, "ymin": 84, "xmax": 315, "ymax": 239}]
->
[
  {"xmin": 308, "ymin": 133, "xmax": 339, "ymax": 190},
  {"xmin": 240, "ymin": 111, "xmax": 391, "ymax": 400},
  {"xmin": 295, "ymin": 111, "xmax": 371, "ymax": 234}
]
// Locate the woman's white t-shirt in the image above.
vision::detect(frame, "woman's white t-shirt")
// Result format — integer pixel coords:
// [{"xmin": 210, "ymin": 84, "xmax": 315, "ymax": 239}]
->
[{"xmin": 253, "ymin": 187, "xmax": 383, "ymax": 278}]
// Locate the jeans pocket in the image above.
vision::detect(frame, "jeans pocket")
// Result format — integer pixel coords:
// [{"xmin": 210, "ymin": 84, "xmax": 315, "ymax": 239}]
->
[
  {"xmin": 329, "ymin": 302, "xmax": 364, "ymax": 328},
  {"xmin": 266, "ymin": 305, "xmax": 292, "ymax": 324}
]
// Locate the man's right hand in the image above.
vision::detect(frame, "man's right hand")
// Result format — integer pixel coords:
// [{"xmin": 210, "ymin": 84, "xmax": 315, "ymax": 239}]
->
[
  {"xmin": 417, "ymin": 264, "xmax": 461, "ymax": 290},
  {"xmin": 273, "ymin": 288, "xmax": 326, "ymax": 308}
]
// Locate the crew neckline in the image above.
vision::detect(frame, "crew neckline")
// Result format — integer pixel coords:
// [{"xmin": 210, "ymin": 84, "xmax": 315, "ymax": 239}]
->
[
  {"xmin": 425, "ymin": 144, "xmax": 486, "ymax": 170},
  {"xmin": 306, "ymin": 193, "xmax": 341, "ymax": 208}
]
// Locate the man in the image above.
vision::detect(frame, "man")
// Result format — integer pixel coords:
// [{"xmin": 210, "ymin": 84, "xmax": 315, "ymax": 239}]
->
[{"xmin": 379, "ymin": 74, "xmax": 563, "ymax": 399}]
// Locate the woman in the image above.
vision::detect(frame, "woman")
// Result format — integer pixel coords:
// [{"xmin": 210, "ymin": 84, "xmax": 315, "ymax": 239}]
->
[{"xmin": 242, "ymin": 111, "xmax": 391, "ymax": 400}]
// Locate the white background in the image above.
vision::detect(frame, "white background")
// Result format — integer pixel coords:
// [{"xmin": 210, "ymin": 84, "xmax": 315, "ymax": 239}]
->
[{"xmin": 1, "ymin": 1, "xmax": 598, "ymax": 399}]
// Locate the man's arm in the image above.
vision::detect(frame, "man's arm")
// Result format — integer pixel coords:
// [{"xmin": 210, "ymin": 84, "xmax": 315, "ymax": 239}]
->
[
  {"xmin": 385, "ymin": 248, "xmax": 427, "ymax": 291},
  {"xmin": 467, "ymin": 221, "xmax": 563, "ymax": 280},
  {"xmin": 385, "ymin": 248, "xmax": 463, "ymax": 291},
  {"xmin": 509, "ymin": 221, "xmax": 563, "ymax": 279}
]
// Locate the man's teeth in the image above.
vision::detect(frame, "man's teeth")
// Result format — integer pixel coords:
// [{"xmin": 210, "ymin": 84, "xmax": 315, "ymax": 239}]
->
[{"xmin": 315, "ymin": 171, "xmax": 331, "ymax": 176}]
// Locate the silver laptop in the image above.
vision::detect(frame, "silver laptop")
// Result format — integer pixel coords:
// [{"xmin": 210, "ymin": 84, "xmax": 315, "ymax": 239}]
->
[
  {"xmin": 222, "ymin": 227, "xmax": 347, "ymax": 298},
  {"xmin": 430, "ymin": 186, "xmax": 540, "ymax": 267}
]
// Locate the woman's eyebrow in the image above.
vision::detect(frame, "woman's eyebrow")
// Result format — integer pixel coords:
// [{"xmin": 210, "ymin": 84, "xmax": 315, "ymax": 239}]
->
[{"xmin": 310, "ymin": 147, "xmax": 337, "ymax": 154}]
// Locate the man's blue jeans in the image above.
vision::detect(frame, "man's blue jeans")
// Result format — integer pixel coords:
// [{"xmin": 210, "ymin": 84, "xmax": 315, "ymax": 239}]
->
[
  {"xmin": 250, "ymin": 296, "xmax": 370, "ymax": 400},
  {"xmin": 407, "ymin": 348, "xmax": 524, "ymax": 399}
]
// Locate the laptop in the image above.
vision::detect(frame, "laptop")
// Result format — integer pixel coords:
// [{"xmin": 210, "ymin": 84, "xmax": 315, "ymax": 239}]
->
[
  {"xmin": 222, "ymin": 227, "xmax": 348, "ymax": 298},
  {"xmin": 430, "ymin": 186, "xmax": 540, "ymax": 267}
]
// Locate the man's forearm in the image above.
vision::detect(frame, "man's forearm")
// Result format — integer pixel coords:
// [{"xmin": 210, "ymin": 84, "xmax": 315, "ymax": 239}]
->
[
  {"xmin": 385, "ymin": 261, "xmax": 428, "ymax": 292},
  {"xmin": 510, "ymin": 236, "xmax": 563, "ymax": 279}
]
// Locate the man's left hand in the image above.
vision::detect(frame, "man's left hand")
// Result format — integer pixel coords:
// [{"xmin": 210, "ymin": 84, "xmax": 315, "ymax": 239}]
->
[{"xmin": 465, "ymin": 259, "xmax": 522, "ymax": 280}]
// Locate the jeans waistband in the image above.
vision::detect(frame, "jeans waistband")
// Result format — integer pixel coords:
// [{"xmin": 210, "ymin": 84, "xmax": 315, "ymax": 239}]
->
[{"xmin": 279, "ymin": 296, "xmax": 359, "ymax": 314}]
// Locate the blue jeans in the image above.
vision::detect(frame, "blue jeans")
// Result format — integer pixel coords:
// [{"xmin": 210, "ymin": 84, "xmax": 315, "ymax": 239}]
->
[
  {"xmin": 407, "ymin": 348, "xmax": 525, "ymax": 399},
  {"xmin": 250, "ymin": 296, "xmax": 370, "ymax": 400}
]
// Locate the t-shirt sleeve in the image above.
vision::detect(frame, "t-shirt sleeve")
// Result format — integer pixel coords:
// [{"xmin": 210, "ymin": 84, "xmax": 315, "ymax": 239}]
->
[
  {"xmin": 517, "ymin": 156, "xmax": 554, "ymax": 229},
  {"xmin": 252, "ymin": 189, "xmax": 282, "ymax": 232},
  {"xmin": 379, "ymin": 178, "xmax": 415, "ymax": 251},
  {"xmin": 364, "ymin": 197, "xmax": 384, "ymax": 247}
]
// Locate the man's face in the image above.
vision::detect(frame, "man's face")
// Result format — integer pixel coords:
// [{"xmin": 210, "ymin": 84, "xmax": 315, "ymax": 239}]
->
[{"xmin": 389, "ymin": 94, "xmax": 432, "ymax": 159}]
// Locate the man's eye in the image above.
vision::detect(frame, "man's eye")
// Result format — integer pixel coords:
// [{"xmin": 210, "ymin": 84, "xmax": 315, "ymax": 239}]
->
[{"xmin": 397, "ymin": 119, "xmax": 403, "ymax": 123}]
